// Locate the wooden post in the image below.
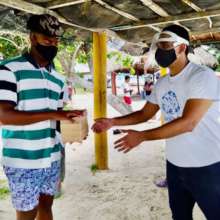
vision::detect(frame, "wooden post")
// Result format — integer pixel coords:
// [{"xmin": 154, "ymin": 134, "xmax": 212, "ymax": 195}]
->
[
  {"xmin": 111, "ymin": 71, "xmax": 117, "ymax": 95},
  {"xmin": 136, "ymin": 73, "xmax": 140, "ymax": 95},
  {"xmin": 93, "ymin": 32, "xmax": 108, "ymax": 170}
]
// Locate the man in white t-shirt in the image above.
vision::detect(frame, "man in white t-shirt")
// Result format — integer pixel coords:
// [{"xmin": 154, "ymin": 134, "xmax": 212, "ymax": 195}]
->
[{"xmin": 92, "ymin": 24, "xmax": 220, "ymax": 219}]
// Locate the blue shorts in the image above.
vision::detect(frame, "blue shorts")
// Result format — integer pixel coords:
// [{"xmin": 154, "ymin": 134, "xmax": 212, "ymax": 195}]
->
[{"xmin": 3, "ymin": 161, "xmax": 61, "ymax": 211}]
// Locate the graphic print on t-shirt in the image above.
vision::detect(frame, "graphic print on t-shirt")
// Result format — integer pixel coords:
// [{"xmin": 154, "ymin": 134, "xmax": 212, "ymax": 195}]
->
[{"xmin": 161, "ymin": 90, "xmax": 180, "ymax": 122}]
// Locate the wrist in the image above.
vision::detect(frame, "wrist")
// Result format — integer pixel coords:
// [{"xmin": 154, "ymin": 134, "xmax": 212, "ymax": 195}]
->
[
  {"xmin": 50, "ymin": 111, "xmax": 59, "ymax": 120},
  {"xmin": 140, "ymin": 130, "xmax": 147, "ymax": 142},
  {"xmin": 110, "ymin": 118, "xmax": 116, "ymax": 127}
]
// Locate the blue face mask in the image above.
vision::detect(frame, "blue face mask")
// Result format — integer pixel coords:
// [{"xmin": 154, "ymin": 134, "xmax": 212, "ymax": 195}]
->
[{"xmin": 155, "ymin": 48, "xmax": 177, "ymax": 68}]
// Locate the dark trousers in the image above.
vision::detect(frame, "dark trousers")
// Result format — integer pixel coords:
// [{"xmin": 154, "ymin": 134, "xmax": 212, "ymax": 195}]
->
[{"xmin": 167, "ymin": 160, "xmax": 220, "ymax": 220}]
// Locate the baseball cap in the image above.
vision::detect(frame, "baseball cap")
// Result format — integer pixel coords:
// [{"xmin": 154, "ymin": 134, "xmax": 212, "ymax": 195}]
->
[{"xmin": 27, "ymin": 14, "xmax": 64, "ymax": 37}]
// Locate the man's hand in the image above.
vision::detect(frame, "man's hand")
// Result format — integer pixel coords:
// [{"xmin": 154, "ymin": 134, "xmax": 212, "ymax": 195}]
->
[
  {"xmin": 92, "ymin": 118, "xmax": 113, "ymax": 133},
  {"xmin": 114, "ymin": 129, "xmax": 144, "ymax": 153},
  {"xmin": 0, "ymin": 102, "xmax": 87, "ymax": 126},
  {"xmin": 56, "ymin": 110, "xmax": 86, "ymax": 122}
]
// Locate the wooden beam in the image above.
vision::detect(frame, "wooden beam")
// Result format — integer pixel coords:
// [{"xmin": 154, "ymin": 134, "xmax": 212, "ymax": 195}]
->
[
  {"xmin": 139, "ymin": 0, "xmax": 169, "ymax": 17},
  {"xmin": 0, "ymin": 0, "xmax": 93, "ymax": 31},
  {"xmin": 181, "ymin": 0, "xmax": 204, "ymax": 12},
  {"xmin": 181, "ymin": 0, "xmax": 212, "ymax": 28},
  {"xmin": 94, "ymin": 0, "xmax": 139, "ymax": 21},
  {"xmin": 110, "ymin": 9, "xmax": 220, "ymax": 31},
  {"xmin": 139, "ymin": 0, "xmax": 189, "ymax": 32},
  {"xmin": 131, "ymin": 28, "xmax": 220, "ymax": 44},
  {"xmin": 207, "ymin": 17, "xmax": 213, "ymax": 29},
  {"xmin": 148, "ymin": 25, "xmax": 161, "ymax": 32},
  {"xmin": 191, "ymin": 28, "xmax": 220, "ymax": 36},
  {"xmin": 46, "ymin": 0, "xmax": 86, "ymax": 10},
  {"xmin": 191, "ymin": 32, "xmax": 220, "ymax": 43},
  {"xmin": 94, "ymin": 0, "xmax": 163, "ymax": 32}
]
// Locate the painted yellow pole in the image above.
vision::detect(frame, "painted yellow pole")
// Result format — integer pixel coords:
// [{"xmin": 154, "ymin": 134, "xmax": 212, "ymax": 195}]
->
[
  {"xmin": 93, "ymin": 32, "xmax": 108, "ymax": 170},
  {"xmin": 160, "ymin": 67, "xmax": 167, "ymax": 125},
  {"xmin": 160, "ymin": 67, "xmax": 167, "ymax": 77}
]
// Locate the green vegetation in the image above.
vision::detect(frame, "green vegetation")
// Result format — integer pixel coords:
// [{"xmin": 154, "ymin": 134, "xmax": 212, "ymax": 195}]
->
[
  {"xmin": 0, "ymin": 180, "xmax": 10, "ymax": 200},
  {"xmin": 90, "ymin": 164, "xmax": 98, "ymax": 175},
  {"xmin": 0, "ymin": 33, "xmax": 28, "ymax": 59},
  {"xmin": 107, "ymin": 50, "xmax": 135, "ymax": 74}
]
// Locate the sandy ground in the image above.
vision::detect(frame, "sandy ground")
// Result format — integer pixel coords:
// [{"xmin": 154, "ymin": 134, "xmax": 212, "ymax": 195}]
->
[{"xmin": 0, "ymin": 94, "xmax": 205, "ymax": 220}]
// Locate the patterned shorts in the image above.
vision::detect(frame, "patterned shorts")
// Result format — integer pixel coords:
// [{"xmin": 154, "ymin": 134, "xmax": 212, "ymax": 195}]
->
[{"xmin": 3, "ymin": 161, "xmax": 61, "ymax": 211}]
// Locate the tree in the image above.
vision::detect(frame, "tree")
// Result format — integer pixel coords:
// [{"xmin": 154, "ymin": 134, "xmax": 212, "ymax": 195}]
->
[
  {"xmin": 54, "ymin": 31, "xmax": 93, "ymax": 90},
  {"xmin": 107, "ymin": 50, "xmax": 135, "ymax": 74},
  {"xmin": 0, "ymin": 32, "xmax": 28, "ymax": 59}
]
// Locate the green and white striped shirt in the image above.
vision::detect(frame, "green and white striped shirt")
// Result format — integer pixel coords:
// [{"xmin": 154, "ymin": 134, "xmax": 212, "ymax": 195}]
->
[{"xmin": 0, "ymin": 53, "xmax": 66, "ymax": 169}]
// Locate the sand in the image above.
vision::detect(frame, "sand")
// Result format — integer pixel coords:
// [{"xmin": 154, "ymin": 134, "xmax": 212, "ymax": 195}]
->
[{"xmin": 0, "ymin": 94, "xmax": 205, "ymax": 220}]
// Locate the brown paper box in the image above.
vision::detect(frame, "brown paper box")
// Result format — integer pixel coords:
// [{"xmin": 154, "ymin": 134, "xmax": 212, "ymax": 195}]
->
[{"xmin": 61, "ymin": 115, "xmax": 89, "ymax": 143}]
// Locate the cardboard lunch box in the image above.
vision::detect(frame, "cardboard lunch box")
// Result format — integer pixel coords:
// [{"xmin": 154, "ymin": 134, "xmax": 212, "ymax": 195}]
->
[{"xmin": 61, "ymin": 115, "xmax": 89, "ymax": 143}]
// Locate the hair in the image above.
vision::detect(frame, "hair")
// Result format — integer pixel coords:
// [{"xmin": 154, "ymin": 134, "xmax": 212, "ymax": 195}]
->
[
  {"xmin": 162, "ymin": 24, "xmax": 190, "ymax": 55},
  {"xmin": 27, "ymin": 14, "xmax": 63, "ymax": 37},
  {"xmin": 125, "ymin": 75, "xmax": 130, "ymax": 81}
]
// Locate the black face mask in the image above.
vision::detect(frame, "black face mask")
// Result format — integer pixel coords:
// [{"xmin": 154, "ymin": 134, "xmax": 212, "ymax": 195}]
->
[
  {"xmin": 155, "ymin": 48, "xmax": 177, "ymax": 68},
  {"xmin": 36, "ymin": 43, "xmax": 58, "ymax": 62}
]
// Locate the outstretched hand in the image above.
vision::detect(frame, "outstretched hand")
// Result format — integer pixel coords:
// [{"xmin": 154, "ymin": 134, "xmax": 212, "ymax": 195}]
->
[
  {"xmin": 92, "ymin": 118, "xmax": 113, "ymax": 133},
  {"xmin": 114, "ymin": 129, "xmax": 144, "ymax": 153}
]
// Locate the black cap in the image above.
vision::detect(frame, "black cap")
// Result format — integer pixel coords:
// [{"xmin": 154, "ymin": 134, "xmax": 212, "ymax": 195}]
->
[{"xmin": 27, "ymin": 14, "xmax": 64, "ymax": 37}]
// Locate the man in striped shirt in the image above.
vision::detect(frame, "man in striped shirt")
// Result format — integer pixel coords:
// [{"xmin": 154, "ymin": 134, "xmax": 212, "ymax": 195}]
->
[{"xmin": 0, "ymin": 14, "xmax": 84, "ymax": 220}]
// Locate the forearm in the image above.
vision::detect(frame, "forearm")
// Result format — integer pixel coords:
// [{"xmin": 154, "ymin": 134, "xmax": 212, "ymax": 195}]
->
[
  {"xmin": 112, "ymin": 110, "xmax": 151, "ymax": 126},
  {"xmin": 140, "ymin": 117, "xmax": 193, "ymax": 141},
  {"xmin": 0, "ymin": 110, "xmax": 59, "ymax": 125}
]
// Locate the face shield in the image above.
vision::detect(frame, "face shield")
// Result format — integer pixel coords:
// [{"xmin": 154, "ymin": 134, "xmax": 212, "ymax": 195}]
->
[{"xmin": 144, "ymin": 31, "xmax": 190, "ymax": 69}]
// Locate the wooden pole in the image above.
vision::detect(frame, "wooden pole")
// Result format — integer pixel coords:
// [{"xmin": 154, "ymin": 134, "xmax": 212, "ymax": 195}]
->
[
  {"xmin": 137, "ymin": 73, "xmax": 140, "ymax": 95},
  {"xmin": 93, "ymin": 32, "xmax": 108, "ymax": 170},
  {"xmin": 111, "ymin": 71, "xmax": 117, "ymax": 95}
]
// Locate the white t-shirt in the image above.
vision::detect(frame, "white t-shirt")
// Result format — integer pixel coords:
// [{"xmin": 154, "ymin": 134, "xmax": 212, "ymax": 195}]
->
[
  {"xmin": 121, "ymin": 82, "xmax": 131, "ymax": 97},
  {"xmin": 148, "ymin": 62, "xmax": 220, "ymax": 167}
]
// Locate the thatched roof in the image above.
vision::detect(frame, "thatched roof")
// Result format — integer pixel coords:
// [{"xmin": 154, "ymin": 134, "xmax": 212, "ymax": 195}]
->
[{"xmin": 0, "ymin": 0, "xmax": 220, "ymax": 45}]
